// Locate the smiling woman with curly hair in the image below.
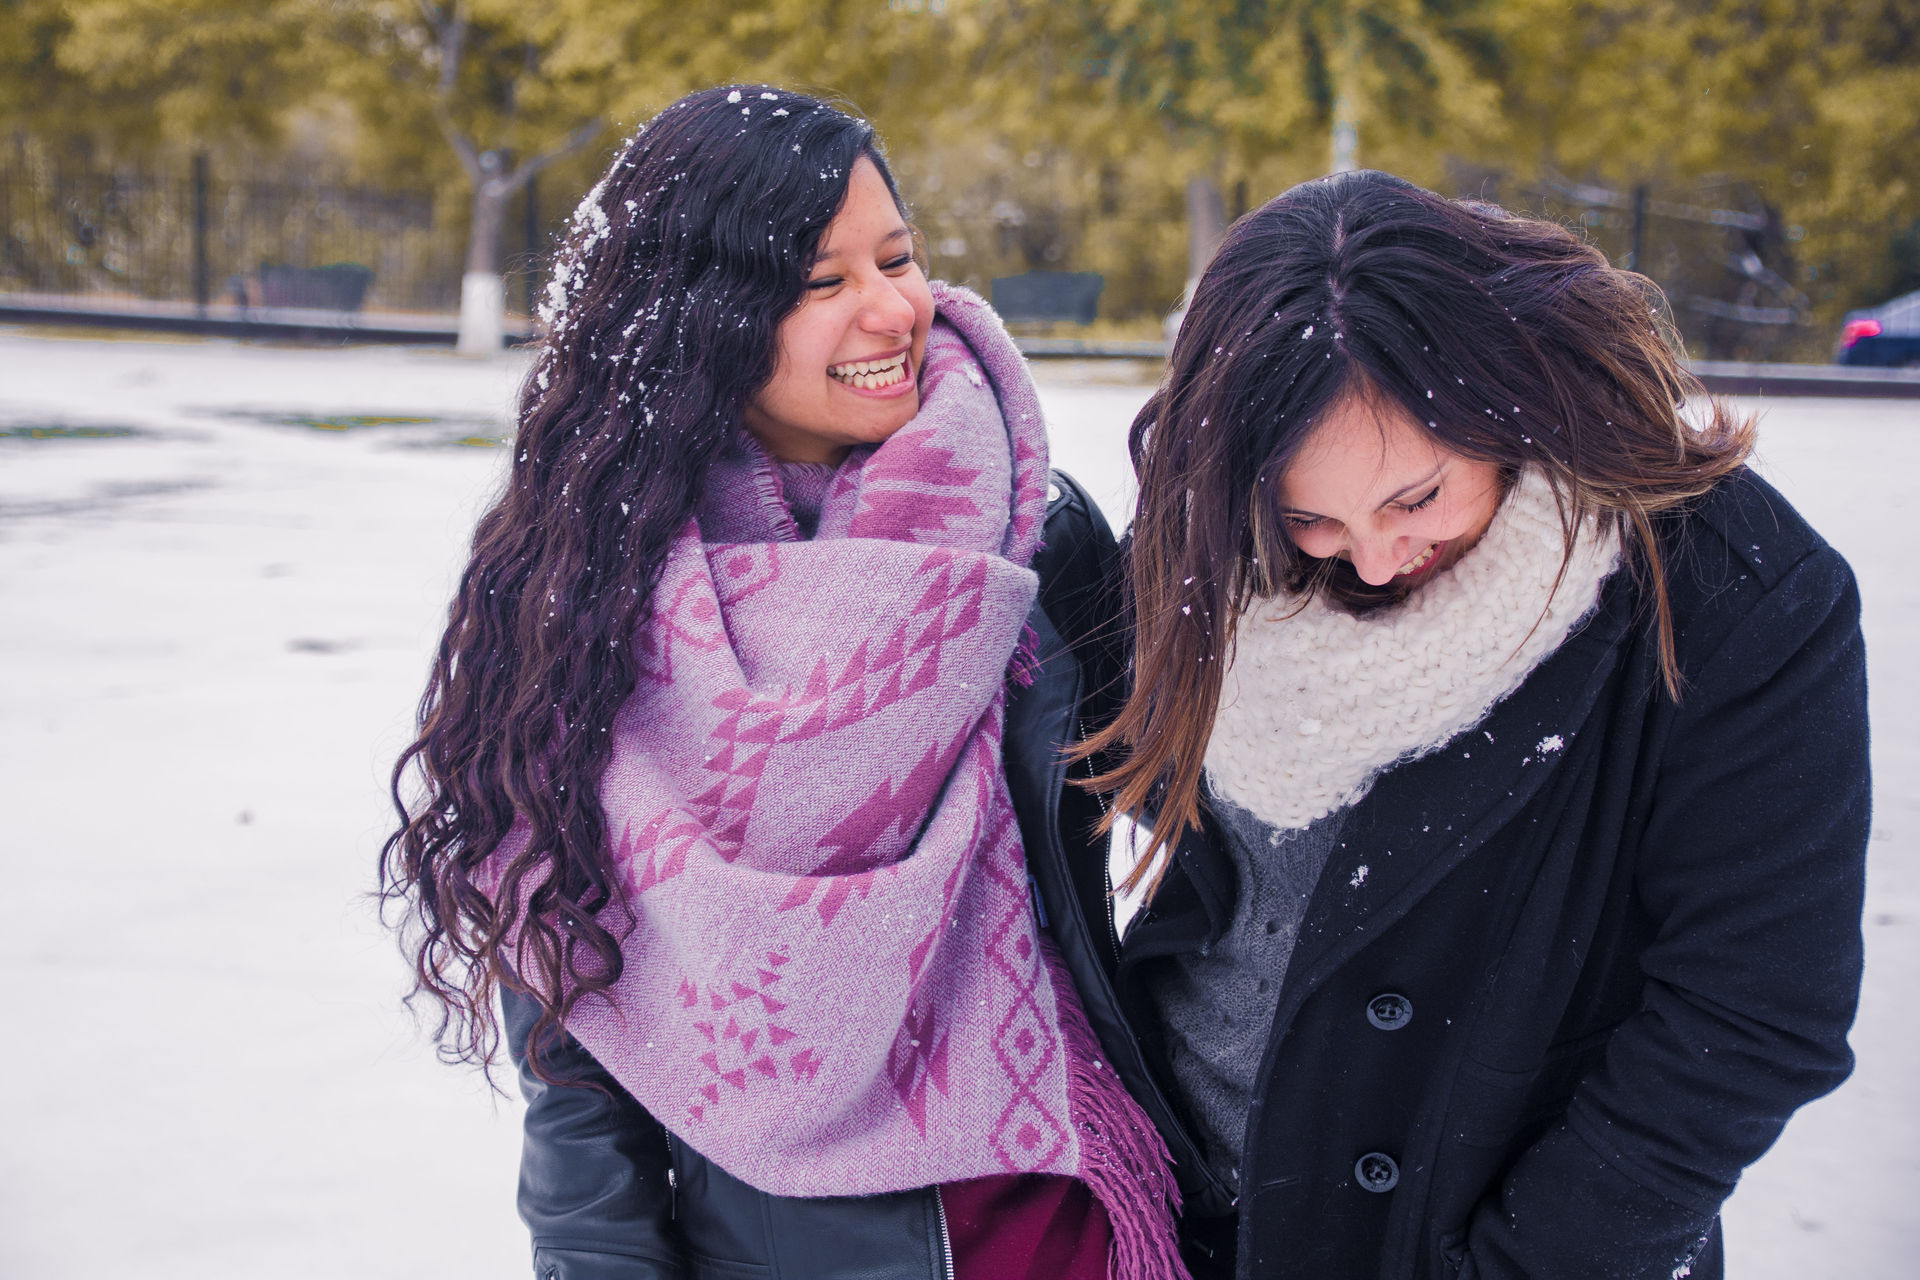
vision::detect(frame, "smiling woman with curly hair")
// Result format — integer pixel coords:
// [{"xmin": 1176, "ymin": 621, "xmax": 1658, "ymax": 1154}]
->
[{"xmin": 379, "ymin": 85, "xmax": 1187, "ymax": 1280}]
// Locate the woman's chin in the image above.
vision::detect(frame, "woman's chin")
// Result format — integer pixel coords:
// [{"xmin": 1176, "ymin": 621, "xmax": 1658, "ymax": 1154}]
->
[{"xmin": 852, "ymin": 404, "xmax": 922, "ymax": 448}]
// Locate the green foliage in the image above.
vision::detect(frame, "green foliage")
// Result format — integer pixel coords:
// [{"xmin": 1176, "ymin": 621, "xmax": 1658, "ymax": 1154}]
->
[
  {"xmin": 4, "ymin": 0, "xmax": 1913, "ymax": 344},
  {"xmin": 1064, "ymin": 0, "xmax": 1508, "ymax": 185},
  {"xmin": 863, "ymin": 0, "xmax": 1514, "ymax": 323},
  {"xmin": 1, "ymin": 0, "xmax": 304, "ymax": 156},
  {"xmin": 1495, "ymin": 0, "xmax": 1920, "ymax": 352}
]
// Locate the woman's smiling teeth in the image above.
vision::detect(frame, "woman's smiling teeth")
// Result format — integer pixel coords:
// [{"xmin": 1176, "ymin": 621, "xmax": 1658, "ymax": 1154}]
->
[
  {"xmin": 829, "ymin": 352, "xmax": 908, "ymax": 390},
  {"xmin": 1397, "ymin": 543, "xmax": 1439, "ymax": 576}
]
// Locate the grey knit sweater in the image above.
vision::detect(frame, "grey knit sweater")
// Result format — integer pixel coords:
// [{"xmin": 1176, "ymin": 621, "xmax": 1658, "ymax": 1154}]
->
[{"xmin": 1142, "ymin": 792, "xmax": 1348, "ymax": 1193}]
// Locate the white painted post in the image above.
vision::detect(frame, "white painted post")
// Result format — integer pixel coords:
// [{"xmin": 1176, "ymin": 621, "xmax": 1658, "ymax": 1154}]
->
[{"xmin": 457, "ymin": 271, "xmax": 506, "ymax": 357}]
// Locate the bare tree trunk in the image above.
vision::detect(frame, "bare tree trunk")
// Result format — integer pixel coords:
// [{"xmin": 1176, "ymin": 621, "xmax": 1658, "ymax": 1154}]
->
[
  {"xmin": 1331, "ymin": 89, "xmax": 1359, "ymax": 174},
  {"xmin": 1168, "ymin": 175, "xmax": 1229, "ymax": 340},
  {"xmin": 457, "ymin": 169, "xmax": 512, "ymax": 355},
  {"xmin": 450, "ymin": 126, "xmax": 599, "ymax": 354},
  {"xmin": 420, "ymin": 4, "xmax": 602, "ymax": 357},
  {"xmin": 1186, "ymin": 176, "xmax": 1228, "ymax": 291},
  {"xmin": 1330, "ymin": 22, "xmax": 1359, "ymax": 174}
]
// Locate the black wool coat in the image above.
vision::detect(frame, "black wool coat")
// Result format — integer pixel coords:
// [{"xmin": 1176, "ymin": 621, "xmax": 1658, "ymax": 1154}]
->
[{"xmin": 1113, "ymin": 469, "xmax": 1871, "ymax": 1280}]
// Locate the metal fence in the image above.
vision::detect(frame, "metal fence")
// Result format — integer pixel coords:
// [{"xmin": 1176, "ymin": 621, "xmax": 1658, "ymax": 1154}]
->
[
  {"xmin": 912, "ymin": 173, "xmax": 1838, "ymax": 360},
  {"xmin": 1501, "ymin": 174, "xmax": 1822, "ymax": 362},
  {"xmin": 0, "ymin": 144, "xmax": 1874, "ymax": 362},
  {"xmin": 0, "ymin": 148, "xmax": 478, "ymax": 315}
]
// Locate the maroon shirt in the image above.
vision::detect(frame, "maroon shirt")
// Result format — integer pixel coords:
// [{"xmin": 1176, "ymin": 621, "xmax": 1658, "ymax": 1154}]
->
[{"xmin": 940, "ymin": 1174, "xmax": 1112, "ymax": 1280}]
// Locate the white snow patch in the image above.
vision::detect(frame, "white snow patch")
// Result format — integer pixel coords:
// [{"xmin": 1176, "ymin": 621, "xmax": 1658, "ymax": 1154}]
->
[{"xmin": 0, "ymin": 346, "xmax": 1912, "ymax": 1280}]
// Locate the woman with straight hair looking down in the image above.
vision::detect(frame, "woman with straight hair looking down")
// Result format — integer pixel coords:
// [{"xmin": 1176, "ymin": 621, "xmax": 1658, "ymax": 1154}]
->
[
  {"xmin": 379, "ymin": 86, "xmax": 1187, "ymax": 1280},
  {"xmin": 1080, "ymin": 170, "xmax": 1870, "ymax": 1279}
]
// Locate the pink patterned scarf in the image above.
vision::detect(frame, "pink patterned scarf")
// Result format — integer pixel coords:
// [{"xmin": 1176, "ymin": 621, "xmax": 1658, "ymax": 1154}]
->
[{"xmin": 541, "ymin": 283, "xmax": 1184, "ymax": 1277}]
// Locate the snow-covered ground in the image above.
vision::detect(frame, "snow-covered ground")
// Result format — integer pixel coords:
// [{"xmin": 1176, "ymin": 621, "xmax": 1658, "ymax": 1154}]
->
[{"xmin": 0, "ymin": 328, "xmax": 1912, "ymax": 1278}]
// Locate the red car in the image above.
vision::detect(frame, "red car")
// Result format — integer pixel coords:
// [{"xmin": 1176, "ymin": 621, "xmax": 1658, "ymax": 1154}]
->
[{"xmin": 1838, "ymin": 289, "xmax": 1920, "ymax": 366}]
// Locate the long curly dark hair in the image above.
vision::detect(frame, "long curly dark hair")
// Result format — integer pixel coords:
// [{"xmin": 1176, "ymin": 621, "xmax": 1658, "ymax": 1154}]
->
[
  {"xmin": 1081, "ymin": 169, "xmax": 1755, "ymax": 888},
  {"xmin": 379, "ymin": 85, "xmax": 907, "ymax": 1067}
]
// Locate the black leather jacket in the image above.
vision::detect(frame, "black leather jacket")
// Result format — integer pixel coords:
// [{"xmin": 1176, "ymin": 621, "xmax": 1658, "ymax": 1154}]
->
[{"xmin": 503, "ymin": 471, "xmax": 1193, "ymax": 1279}]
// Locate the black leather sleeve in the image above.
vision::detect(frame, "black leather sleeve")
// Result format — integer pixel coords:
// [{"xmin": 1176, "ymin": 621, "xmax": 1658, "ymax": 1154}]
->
[
  {"xmin": 1034, "ymin": 469, "xmax": 1126, "ymax": 733},
  {"xmin": 502, "ymin": 985, "xmax": 689, "ymax": 1280}
]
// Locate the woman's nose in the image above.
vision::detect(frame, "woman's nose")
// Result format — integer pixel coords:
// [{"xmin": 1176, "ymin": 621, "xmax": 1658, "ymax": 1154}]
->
[
  {"xmin": 1347, "ymin": 533, "xmax": 1409, "ymax": 586},
  {"xmin": 859, "ymin": 276, "xmax": 917, "ymax": 336}
]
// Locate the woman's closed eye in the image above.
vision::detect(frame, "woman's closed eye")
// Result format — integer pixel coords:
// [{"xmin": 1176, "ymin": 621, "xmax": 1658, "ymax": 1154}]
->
[
  {"xmin": 808, "ymin": 255, "xmax": 916, "ymax": 292},
  {"xmin": 1284, "ymin": 485, "xmax": 1439, "ymax": 531},
  {"xmin": 1398, "ymin": 485, "xmax": 1441, "ymax": 513}
]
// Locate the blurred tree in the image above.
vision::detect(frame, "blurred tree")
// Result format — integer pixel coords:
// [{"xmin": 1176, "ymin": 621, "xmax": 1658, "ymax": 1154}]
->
[
  {"xmin": 299, "ymin": 1, "xmax": 633, "ymax": 353},
  {"xmin": 0, "ymin": 0, "xmax": 304, "ymax": 153},
  {"xmin": 1045, "ymin": 0, "xmax": 1507, "ymax": 309},
  {"xmin": 1495, "ymin": 0, "xmax": 1920, "ymax": 352},
  {"xmin": 1093, "ymin": 0, "xmax": 1505, "ymax": 174},
  {"xmin": 0, "ymin": 1, "xmax": 99, "ymax": 145},
  {"xmin": 3, "ymin": 0, "xmax": 981, "ymax": 347},
  {"xmin": 8, "ymin": 0, "xmax": 1910, "ymax": 353},
  {"xmin": 299, "ymin": 0, "xmax": 995, "ymax": 351}
]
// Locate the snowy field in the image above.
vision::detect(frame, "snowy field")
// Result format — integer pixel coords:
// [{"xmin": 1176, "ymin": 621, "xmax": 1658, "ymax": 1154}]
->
[{"xmin": 0, "ymin": 327, "xmax": 1913, "ymax": 1278}]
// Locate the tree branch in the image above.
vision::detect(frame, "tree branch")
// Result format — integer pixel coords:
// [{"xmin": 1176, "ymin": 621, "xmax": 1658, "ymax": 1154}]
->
[
  {"xmin": 416, "ymin": 0, "xmax": 480, "ymax": 182},
  {"xmin": 501, "ymin": 118, "xmax": 606, "ymax": 196},
  {"xmin": 432, "ymin": 103, "xmax": 484, "ymax": 183},
  {"xmin": 416, "ymin": 0, "xmax": 467, "ymax": 104}
]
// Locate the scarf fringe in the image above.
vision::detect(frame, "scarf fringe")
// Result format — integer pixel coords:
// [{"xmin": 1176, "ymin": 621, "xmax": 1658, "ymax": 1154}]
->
[
  {"xmin": 1045, "ymin": 943, "xmax": 1191, "ymax": 1280},
  {"xmin": 1007, "ymin": 621, "xmax": 1043, "ymax": 690}
]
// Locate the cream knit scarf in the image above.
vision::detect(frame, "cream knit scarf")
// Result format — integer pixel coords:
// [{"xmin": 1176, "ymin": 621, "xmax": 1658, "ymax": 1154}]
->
[{"xmin": 1205, "ymin": 469, "xmax": 1622, "ymax": 832}]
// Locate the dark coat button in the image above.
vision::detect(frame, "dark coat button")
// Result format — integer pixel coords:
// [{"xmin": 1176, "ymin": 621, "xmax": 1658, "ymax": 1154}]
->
[
  {"xmin": 1366, "ymin": 992, "xmax": 1413, "ymax": 1030},
  {"xmin": 1354, "ymin": 1152, "xmax": 1400, "ymax": 1193}
]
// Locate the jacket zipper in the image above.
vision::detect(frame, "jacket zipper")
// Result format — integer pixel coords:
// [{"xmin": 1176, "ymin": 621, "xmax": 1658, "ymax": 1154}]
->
[
  {"xmin": 1087, "ymin": 782, "xmax": 1125, "ymax": 967},
  {"xmin": 933, "ymin": 1185, "xmax": 955, "ymax": 1280},
  {"xmin": 1101, "ymin": 822, "xmax": 1124, "ymax": 966},
  {"xmin": 663, "ymin": 1131, "xmax": 679, "ymax": 1220},
  {"xmin": 1065, "ymin": 686, "xmax": 1127, "ymax": 971}
]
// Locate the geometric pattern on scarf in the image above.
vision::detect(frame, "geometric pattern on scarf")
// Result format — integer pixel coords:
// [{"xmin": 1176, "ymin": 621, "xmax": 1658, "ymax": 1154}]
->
[
  {"xmin": 574, "ymin": 288, "xmax": 1048, "ymax": 1191},
  {"xmin": 520, "ymin": 285, "xmax": 1183, "ymax": 1278}
]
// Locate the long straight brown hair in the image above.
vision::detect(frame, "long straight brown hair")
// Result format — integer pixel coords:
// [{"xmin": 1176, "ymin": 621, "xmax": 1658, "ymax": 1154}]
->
[{"xmin": 1081, "ymin": 170, "xmax": 1754, "ymax": 891}]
